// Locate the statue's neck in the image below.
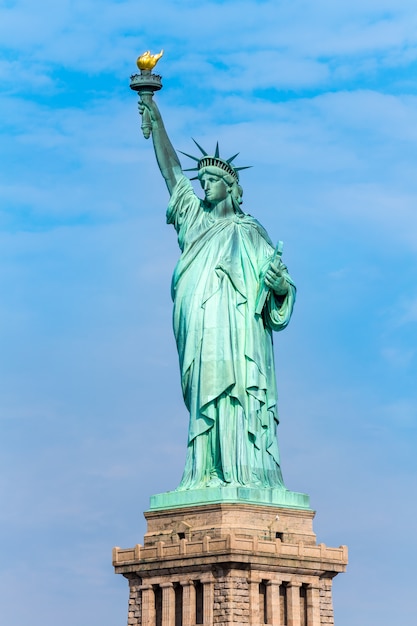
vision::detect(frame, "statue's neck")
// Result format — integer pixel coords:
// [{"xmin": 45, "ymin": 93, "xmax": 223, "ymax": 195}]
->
[{"xmin": 208, "ymin": 197, "xmax": 235, "ymax": 218}]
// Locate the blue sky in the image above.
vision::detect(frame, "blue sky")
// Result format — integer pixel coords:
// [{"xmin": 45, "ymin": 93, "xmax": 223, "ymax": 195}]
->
[{"xmin": 1, "ymin": 1, "xmax": 416, "ymax": 624}]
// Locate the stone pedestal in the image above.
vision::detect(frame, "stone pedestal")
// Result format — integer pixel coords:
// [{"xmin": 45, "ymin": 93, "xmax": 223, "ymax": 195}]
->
[{"xmin": 113, "ymin": 502, "xmax": 347, "ymax": 625}]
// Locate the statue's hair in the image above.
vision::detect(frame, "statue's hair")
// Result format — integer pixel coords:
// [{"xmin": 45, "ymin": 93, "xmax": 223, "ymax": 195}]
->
[{"xmin": 198, "ymin": 165, "xmax": 243, "ymax": 212}]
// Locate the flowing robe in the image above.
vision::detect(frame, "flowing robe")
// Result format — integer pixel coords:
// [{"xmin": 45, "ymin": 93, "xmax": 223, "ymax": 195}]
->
[{"xmin": 167, "ymin": 176, "xmax": 296, "ymax": 489}]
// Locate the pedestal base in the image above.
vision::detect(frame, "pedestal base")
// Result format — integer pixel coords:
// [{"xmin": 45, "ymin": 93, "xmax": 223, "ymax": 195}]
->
[{"xmin": 113, "ymin": 501, "xmax": 347, "ymax": 625}]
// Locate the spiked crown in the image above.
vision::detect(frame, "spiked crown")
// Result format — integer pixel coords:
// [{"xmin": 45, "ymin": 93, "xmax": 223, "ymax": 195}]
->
[{"xmin": 179, "ymin": 139, "xmax": 251, "ymax": 182}]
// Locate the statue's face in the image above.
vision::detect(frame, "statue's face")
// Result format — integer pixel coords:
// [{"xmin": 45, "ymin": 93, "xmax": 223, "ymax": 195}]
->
[{"xmin": 200, "ymin": 173, "xmax": 229, "ymax": 204}]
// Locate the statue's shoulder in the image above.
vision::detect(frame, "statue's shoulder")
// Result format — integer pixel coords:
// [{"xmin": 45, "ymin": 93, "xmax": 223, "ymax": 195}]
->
[
  {"xmin": 170, "ymin": 174, "xmax": 194, "ymax": 197},
  {"xmin": 167, "ymin": 175, "xmax": 201, "ymax": 229},
  {"xmin": 239, "ymin": 213, "xmax": 274, "ymax": 247}
]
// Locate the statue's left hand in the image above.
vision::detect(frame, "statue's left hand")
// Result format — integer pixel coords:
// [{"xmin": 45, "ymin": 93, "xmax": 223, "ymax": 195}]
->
[{"xmin": 264, "ymin": 260, "xmax": 288, "ymax": 295}]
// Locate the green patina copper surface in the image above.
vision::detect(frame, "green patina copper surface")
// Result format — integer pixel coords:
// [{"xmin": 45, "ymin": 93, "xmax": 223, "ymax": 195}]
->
[
  {"xmin": 150, "ymin": 487, "xmax": 310, "ymax": 511},
  {"xmin": 135, "ymin": 64, "xmax": 309, "ymax": 510}
]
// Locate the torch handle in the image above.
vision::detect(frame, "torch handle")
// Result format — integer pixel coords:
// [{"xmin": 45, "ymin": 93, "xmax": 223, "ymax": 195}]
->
[{"xmin": 139, "ymin": 92, "xmax": 154, "ymax": 140}]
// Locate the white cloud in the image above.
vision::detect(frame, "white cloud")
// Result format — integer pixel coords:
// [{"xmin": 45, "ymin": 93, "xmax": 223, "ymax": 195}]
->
[{"xmin": 0, "ymin": 0, "xmax": 416, "ymax": 85}]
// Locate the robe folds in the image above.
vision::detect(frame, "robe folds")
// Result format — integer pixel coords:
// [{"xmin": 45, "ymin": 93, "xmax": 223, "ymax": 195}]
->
[{"xmin": 167, "ymin": 176, "xmax": 296, "ymax": 489}]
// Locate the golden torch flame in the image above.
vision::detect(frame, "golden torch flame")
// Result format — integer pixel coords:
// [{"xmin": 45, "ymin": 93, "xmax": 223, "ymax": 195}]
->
[{"xmin": 136, "ymin": 50, "xmax": 164, "ymax": 71}]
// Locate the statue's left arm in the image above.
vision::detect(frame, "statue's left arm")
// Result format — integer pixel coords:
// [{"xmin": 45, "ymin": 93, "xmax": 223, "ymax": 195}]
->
[{"xmin": 264, "ymin": 258, "xmax": 290, "ymax": 297}]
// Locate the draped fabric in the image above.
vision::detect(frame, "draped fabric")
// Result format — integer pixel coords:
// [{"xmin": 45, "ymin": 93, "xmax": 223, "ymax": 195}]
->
[{"xmin": 167, "ymin": 176, "xmax": 296, "ymax": 489}]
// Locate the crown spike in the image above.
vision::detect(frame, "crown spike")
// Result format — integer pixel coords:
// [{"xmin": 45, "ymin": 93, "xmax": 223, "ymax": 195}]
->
[
  {"xmin": 178, "ymin": 150, "xmax": 200, "ymax": 162},
  {"xmin": 179, "ymin": 140, "xmax": 250, "ymax": 183},
  {"xmin": 192, "ymin": 138, "xmax": 208, "ymax": 156}
]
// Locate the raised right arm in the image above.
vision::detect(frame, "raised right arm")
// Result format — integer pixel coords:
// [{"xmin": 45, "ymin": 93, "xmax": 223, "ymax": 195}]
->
[{"xmin": 139, "ymin": 97, "xmax": 183, "ymax": 195}]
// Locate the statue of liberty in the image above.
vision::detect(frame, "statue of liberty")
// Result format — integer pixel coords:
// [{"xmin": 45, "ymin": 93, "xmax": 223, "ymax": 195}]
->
[{"xmin": 136, "ymin": 56, "xmax": 296, "ymax": 492}]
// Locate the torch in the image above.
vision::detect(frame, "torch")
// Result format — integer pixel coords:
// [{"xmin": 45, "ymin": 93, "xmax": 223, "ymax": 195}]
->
[{"xmin": 130, "ymin": 50, "xmax": 164, "ymax": 139}]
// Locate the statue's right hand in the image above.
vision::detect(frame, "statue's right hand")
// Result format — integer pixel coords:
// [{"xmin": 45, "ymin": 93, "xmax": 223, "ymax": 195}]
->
[{"xmin": 138, "ymin": 98, "xmax": 160, "ymax": 124}]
